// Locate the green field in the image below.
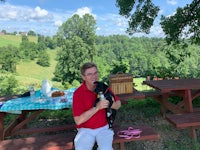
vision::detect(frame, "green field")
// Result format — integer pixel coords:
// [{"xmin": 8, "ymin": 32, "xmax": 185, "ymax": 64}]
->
[
  {"xmin": 0, "ymin": 35, "xmax": 37, "ymax": 47},
  {"xmin": 15, "ymin": 49, "xmax": 63, "ymax": 88},
  {"xmin": 0, "ymin": 35, "xmax": 61, "ymax": 88},
  {"xmin": 16, "ymin": 50, "xmax": 57, "ymax": 81}
]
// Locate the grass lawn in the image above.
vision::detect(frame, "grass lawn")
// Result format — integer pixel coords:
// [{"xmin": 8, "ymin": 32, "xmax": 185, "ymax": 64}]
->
[
  {"xmin": 0, "ymin": 35, "xmax": 37, "ymax": 47},
  {"xmin": 15, "ymin": 48, "xmax": 62, "ymax": 89}
]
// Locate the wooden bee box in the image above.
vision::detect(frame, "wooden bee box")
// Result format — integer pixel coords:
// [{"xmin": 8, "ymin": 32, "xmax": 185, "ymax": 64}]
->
[{"xmin": 109, "ymin": 74, "xmax": 133, "ymax": 94}]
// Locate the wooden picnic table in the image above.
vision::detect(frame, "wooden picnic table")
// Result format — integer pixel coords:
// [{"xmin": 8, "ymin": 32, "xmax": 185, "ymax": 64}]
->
[
  {"xmin": 0, "ymin": 89, "xmax": 76, "ymax": 141},
  {"xmin": 143, "ymin": 78, "xmax": 200, "ymax": 113},
  {"xmin": 143, "ymin": 78, "xmax": 200, "ymax": 140}
]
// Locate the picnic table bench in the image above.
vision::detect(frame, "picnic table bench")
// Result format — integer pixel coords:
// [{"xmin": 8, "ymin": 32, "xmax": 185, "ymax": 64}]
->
[
  {"xmin": 0, "ymin": 125, "xmax": 158, "ymax": 150},
  {"xmin": 165, "ymin": 112, "xmax": 200, "ymax": 140},
  {"xmin": 143, "ymin": 79, "xmax": 200, "ymax": 140},
  {"xmin": 116, "ymin": 88, "xmax": 145, "ymax": 104}
]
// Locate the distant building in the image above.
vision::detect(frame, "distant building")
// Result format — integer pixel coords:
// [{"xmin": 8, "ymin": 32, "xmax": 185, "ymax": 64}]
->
[
  {"xmin": 19, "ymin": 32, "xmax": 27, "ymax": 36},
  {"xmin": 0, "ymin": 32, "xmax": 5, "ymax": 35}
]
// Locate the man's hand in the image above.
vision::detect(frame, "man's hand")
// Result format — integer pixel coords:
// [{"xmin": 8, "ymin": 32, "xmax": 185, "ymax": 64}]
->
[{"xmin": 96, "ymin": 99, "xmax": 110, "ymax": 111}]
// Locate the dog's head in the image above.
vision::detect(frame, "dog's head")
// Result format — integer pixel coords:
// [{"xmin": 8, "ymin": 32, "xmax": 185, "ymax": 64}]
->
[{"xmin": 93, "ymin": 81, "xmax": 109, "ymax": 94}]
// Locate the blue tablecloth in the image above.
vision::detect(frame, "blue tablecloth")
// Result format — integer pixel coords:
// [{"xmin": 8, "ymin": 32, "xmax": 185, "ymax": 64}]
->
[{"xmin": 0, "ymin": 88, "xmax": 76, "ymax": 114}]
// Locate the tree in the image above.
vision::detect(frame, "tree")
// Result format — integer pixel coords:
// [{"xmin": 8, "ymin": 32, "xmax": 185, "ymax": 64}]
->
[
  {"xmin": 20, "ymin": 41, "xmax": 37, "ymax": 60},
  {"xmin": 1, "ymin": 30, "xmax": 6, "ymax": 34},
  {"xmin": 0, "ymin": 72, "xmax": 19, "ymax": 96},
  {"xmin": 57, "ymin": 14, "xmax": 97, "ymax": 61},
  {"xmin": 0, "ymin": 45, "xmax": 20, "ymax": 73},
  {"xmin": 116, "ymin": 0, "xmax": 200, "ymax": 45},
  {"xmin": 160, "ymin": 0, "xmax": 200, "ymax": 45},
  {"xmin": 116, "ymin": 0, "xmax": 159, "ymax": 34},
  {"xmin": 54, "ymin": 36, "xmax": 89, "ymax": 84},
  {"xmin": 38, "ymin": 35, "xmax": 45, "ymax": 43},
  {"xmin": 54, "ymin": 14, "xmax": 97, "ymax": 84},
  {"xmin": 37, "ymin": 41, "xmax": 47, "ymax": 51},
  {"xmin": 28, "ymin": 30, "xmax": 36, "ymax": 36},
  {"xmin": 21, "ymin": 35, "xmax": 28, "ymax": 42},
  {"xmin": 45, "ymin": 36, "xmax": 57, "ymax": 49},
  {"xmin": 37, "ymin": 51, "xmax": 50, "ymax": 67}
]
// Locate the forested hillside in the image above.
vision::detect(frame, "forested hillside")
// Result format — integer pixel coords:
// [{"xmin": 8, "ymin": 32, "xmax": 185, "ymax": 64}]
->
[
  {"xmin": 94, "ymin": 35, "xmax": 200, "ymax": 80},
  {"xmin": 0, "ymin": 34, "xmax": 199, "ymax": 96}
]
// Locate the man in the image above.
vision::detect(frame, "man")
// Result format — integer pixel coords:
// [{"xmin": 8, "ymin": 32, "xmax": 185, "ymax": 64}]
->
[{"xmin": 72, "ymin": 62, "xmax": 121, "ymax": 150}]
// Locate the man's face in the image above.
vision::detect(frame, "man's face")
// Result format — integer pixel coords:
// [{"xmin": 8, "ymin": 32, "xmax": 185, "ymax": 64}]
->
[{"xmin": 82, "ymin": 67, "xmax": 98, "ymax": 87}]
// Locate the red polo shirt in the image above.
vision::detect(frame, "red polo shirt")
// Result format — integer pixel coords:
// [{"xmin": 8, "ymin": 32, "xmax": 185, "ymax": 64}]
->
[{"xmin": 72, "ymin": 82, "xmax": 119, "ymax": 129}]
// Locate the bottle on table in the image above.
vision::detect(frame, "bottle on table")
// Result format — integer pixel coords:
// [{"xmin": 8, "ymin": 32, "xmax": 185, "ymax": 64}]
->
[{"xmin": 30, "ymin": 85, "xmax": 35, "ymax": 102}]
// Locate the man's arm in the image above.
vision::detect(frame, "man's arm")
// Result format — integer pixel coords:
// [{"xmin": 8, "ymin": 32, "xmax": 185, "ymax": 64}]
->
[
  {"xmin": 111, "ymin": 100, "xmax": 121, "ymax": 110},
  {"xmin": 74, "ymin": 107, "xmax": 98, "ymax": 125},
  {"xmin": 74, "ymin": 100, "xmax": 110, "ymax": 125}
]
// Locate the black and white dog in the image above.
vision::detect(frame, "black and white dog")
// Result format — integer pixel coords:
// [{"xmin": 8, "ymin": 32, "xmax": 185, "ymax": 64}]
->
[{"xmin": 94, "ymin": 81, "xmax": 116, "ymax": 128}]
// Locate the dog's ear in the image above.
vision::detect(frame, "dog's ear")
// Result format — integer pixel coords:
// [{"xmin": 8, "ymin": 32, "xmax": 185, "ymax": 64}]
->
[
  {"xmin": 102, "ymin": 82, "xmax": 109, "ymax": 91},
  {"xmin": 94, "ymin": 81, "xmax": 109, "ymax": 93},
  {"xmin": 93, "ymin": 81, "xmax": 104, "ymax": 93}
]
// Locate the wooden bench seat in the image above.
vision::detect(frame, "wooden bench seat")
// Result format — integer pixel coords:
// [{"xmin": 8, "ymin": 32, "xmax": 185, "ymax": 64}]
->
[
  {"xmin": 0, "ymin": 125, "xmax": 158, "ymax": 150},
  {"xmin": 165, "ymin": 112, "xmax": 200, "ymax": 140},
  {"xmin": 143, "ymin": 91, "xmax": 162, "ymax": 99},
  {"xmin": 165, "ymin": 112, "xmax": 200, "ymax": 129},
  {"xmin": 117, "ymin": 88, "xmax": 145, "ymax": 104},
  {"xmin": 0, "ymin": 132, "xmax": 76, "ymax": 150},
  {"xmin": 143, "ymin": 90, "xmax": 178, "ymax": 99},
  {"xmin": 113, "ymin": 125, "xmax": 158, "ymax": 150}
]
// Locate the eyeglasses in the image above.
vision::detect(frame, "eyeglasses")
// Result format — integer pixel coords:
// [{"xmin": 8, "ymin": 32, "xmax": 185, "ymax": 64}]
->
[{"xmin": 84, "ymin": 71, "xmax": 98, "ymax": 77}]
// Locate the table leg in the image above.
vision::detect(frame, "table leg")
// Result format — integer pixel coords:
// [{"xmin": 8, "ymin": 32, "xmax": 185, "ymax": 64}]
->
[
  {"xmin": 19, "ymin": 110, "xmax": 29, "ymax": 128},
  {"xmin": 160, "ymin": 93, "xmax": 169, "ymax": 117},
  {"xmin": 158, "ymin": 92, "xmax": 187, "ymax": 115},
  {"xmin": 11, "ymin": 110, "xmax": 43, "ymax": 134},
  {"xmin": 4, "ymin": 111, "xmax": 29, "ymax": 138},
  {"xmin": 184, "ymin": 90, "xmax": 193, "ymax": 112},
  {"xmin": 0, "ymin": 113, "xmax": 5, "ymax": 141},
  {"xmin": 119, "ymin": 142, "xmax": 125, "ymax": 150},
  {"xmin": 188, "ymin": 127, "xmax": 197, "ymax": 141},
  {"xmin": 183, "ymin": 90, "xmax": 197, "ymax": 140}
]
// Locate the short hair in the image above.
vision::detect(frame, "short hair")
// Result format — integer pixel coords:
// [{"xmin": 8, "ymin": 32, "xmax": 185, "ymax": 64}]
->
[{"xmin": 80, "ymin": 62, "xmax": 97, "ymax": 75}]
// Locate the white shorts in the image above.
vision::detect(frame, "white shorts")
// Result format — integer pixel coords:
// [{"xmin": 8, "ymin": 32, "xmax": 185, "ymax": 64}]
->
[{"xmin": 74, "ymin": 124, "xmax": 114, "ymax": 150}]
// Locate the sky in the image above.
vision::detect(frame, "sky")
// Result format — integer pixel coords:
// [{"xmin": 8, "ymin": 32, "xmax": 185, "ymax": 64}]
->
[{"xmin": 0, "ymin": 0, "xmax": 192, "ymax": 37}]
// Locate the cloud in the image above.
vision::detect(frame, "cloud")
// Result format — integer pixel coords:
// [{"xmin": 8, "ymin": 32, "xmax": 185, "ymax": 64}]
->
[
  {"xmin": 52, "ymin": 7, "xmax": 97, "ymax": 29},
  {"xmin": 150, "ymin": 24, "xmax": 165, "ymax": 37},
  {"xmin": 167, "ymin": 0, "xmax": 177, "ymax": 5},
  {"xmin": 115, "ymin": 16, "xmax": 127, "ymax": 27},
  {"xmin": 95, "ymin": 13, "xmax": 128, "ymax": 36},
  {"xmin": 54, "ymin": 20, "xmax": 63, "ymax": 27},
  {"xmin": 75, "ymin": 7, "xmax": 91, "ymax": 16},
  {"xmin": 29, "ymin": 6, "xmax": 49, "ymax": 19},
  {"xmin": 0, "ymin": 3, "xmax": 53, "ymax": 22},
  {"xmin": 0, "ymin": 4, "xmax": 18, "ymax": 20},
  {"xmin": 74, "ymin": 7, "xmax": 96, "ymax": 18}
]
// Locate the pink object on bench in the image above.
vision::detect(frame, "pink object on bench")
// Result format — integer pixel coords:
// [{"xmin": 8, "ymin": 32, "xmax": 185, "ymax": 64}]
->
[{"xmin": 117, "ymin": 127, "xmax": 142, "ymax": 139}]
